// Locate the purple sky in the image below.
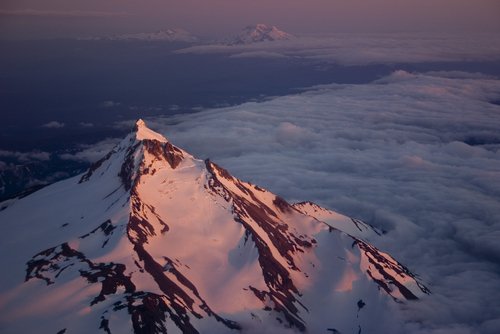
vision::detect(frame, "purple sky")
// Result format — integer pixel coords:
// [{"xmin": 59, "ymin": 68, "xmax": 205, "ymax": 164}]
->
[{"xmin": 1, "ymin": 0, "xmax": 500, "ymax": 38}]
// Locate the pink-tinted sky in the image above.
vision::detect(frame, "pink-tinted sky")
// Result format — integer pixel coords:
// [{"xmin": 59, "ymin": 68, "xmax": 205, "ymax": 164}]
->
[{"xmin": 1, "ymin": 0, "xmax": 499, "ymax": 38}]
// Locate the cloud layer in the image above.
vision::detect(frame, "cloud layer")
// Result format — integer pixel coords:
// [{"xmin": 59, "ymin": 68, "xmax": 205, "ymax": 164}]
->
[
  {"xmin": 41, "ymin": 121, "xmax": 65, "ymax": 129},
  {"xmin": 179, "ymin": 33, "xmax": 500, "ymax": 66},
  {"xmin": 137, "ymin": 71, "xmax": 499, "ymax": 333},
  {"xmin": 0, "ymin": 150, "xmax": 50, "ymax": 163},
  {"xmin": 59, "ymin": 138, "xmax": 120, "ymax": 163}
]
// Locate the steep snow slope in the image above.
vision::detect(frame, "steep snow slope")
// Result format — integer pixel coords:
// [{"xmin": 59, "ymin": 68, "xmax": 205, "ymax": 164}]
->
[{"xmin": 0, "ymin": 120, "xmax": 428, "ymax": 334}]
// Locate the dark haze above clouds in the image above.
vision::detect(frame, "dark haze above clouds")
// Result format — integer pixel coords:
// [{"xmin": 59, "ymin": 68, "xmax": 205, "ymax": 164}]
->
[
  {"xmin": 69, "ymin": 70, "xmax": 500, "ymax": 333},
  {"xmin": 1, "ymin": 0, "xmax": 500, "ymax": 38}
]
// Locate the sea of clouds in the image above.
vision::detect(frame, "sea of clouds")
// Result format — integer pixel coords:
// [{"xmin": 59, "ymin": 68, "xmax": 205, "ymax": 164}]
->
[{"xmin": 126, "ymin": 70, "xmax": 500, "ymax": 334}]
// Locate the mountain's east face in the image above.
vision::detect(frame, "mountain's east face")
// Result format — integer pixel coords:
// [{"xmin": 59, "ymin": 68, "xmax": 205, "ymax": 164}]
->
[
  {"xmin": 0, "ymin": 120, "xmax": 428, "ymax": 334},
  {"xmin": 84, "ymin": 29, "xmax": 199, "ymax": 42},
  {"xmin": 227, "ymin": 24, "xmax": 294, "ymax": 45}
]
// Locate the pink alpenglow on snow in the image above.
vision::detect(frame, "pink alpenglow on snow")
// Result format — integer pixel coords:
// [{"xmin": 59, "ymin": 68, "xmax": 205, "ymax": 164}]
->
[{"xmin": 0, "ymin": 119, "xmax": 429, "ymax": 334}]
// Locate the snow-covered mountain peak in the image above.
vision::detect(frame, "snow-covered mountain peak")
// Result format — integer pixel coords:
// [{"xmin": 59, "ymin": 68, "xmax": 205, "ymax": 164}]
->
[
  {"xmin": 0, "ymin": 120, "xmax": 429, "ymax": 334},
  {"xmin": 227, "ymin": 23, "xmax": 294, "ymax": 45},
  {"xmin": 254, "ymin": 23, "xmax": 268, "ymax": 30},
  {"xmin": 251, "ymin": 23, "xmax": 284, "ymax": 34}
]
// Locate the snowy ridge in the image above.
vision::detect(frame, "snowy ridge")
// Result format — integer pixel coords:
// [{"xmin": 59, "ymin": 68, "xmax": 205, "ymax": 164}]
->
[
  {"xmin": 0, "ymin": 120, "xmax": 428, "ymax": 334},
  {"xmin": 292, "ymin": 201, "xmax": 383, "ymax": 241}
]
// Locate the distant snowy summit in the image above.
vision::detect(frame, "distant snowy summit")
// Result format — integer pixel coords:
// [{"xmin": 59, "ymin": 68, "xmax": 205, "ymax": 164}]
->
[
  {"xmin": 226, "ymin": 23, "xmax": 294, "ymax": 45},
  {"xmin": 81, "ymin": 28, "xmax": 199, "ymax": 42}
]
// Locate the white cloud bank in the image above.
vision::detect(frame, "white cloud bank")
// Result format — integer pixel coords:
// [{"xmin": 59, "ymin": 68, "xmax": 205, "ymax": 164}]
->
[
  {"xmin": 178, "ymin": 33, "xmax": 500, "ymax": 66},
  {"xmin": 137, "ymin": 70, "xmax": 499, "ymax": 333},
  {"xmin": 59, "ymin": 138, "xmax": 120, "ymax": 163},
  {"xmin": 100, "ymin": 100, "xmax": 121, "ymax": 108},
  {"xmin": 0, "ymin": 150, "xmax": 51, "ymax": 162}
]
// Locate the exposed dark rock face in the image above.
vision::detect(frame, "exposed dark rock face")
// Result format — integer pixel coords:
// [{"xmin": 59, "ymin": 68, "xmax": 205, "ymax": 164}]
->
[
  {"xmin": 205, "ymin": 160, "xmax": 315, "ymax": 331},
  {"xmin": 79, "ymin": 219, "xmax": 116, "ymax": 248},
  {"xmin": 143, "ymin": 140, "xmax": 184, "ymax": 170},
  {"xmin": 99, "ymin": 316, "xmax": 112, "ymax": 334},
  {"xmin": 119, "ymin": 142, "xmax": 141, "ymax": 191},
  {"xmin": 79, "ymin": 150, "xmax": 115, "ymax": 184},
  {"xmin": 124, "ymin": 163, "xmax": 241, "ymax": 333},
  {"xmin": 117, "ymin": 136, "xmax": 185, "ymax": 192},
  {"xmin": 127, "ymin": 292, "xmax": 171, "ymax": 334},
  {"xmin": 355, "ymin": 240, "xmax": 430, "ymax": 300},
  {"xmin": 273, "ymin": 196, "xmax": 294, "ymax": 214},
  {"xmin": 25, "ymin": 242, "xmax": 136, "ymax": 305},
  {"xmin": 128, "ymin": 190, "xmax": 160, "ymax": 244},
  {"xmin": 357, "ymin": 299, "xmax": 366, "ymax": 311}
]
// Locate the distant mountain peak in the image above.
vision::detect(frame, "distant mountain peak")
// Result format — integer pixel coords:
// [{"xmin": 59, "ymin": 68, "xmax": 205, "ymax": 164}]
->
[
  {"xmin": 0, "ymin": 119, "xmax": 429, "ymax": 334},
  {"xmin": 227, "ymin": 23, "xmax": 294, "ymax": 45}
]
